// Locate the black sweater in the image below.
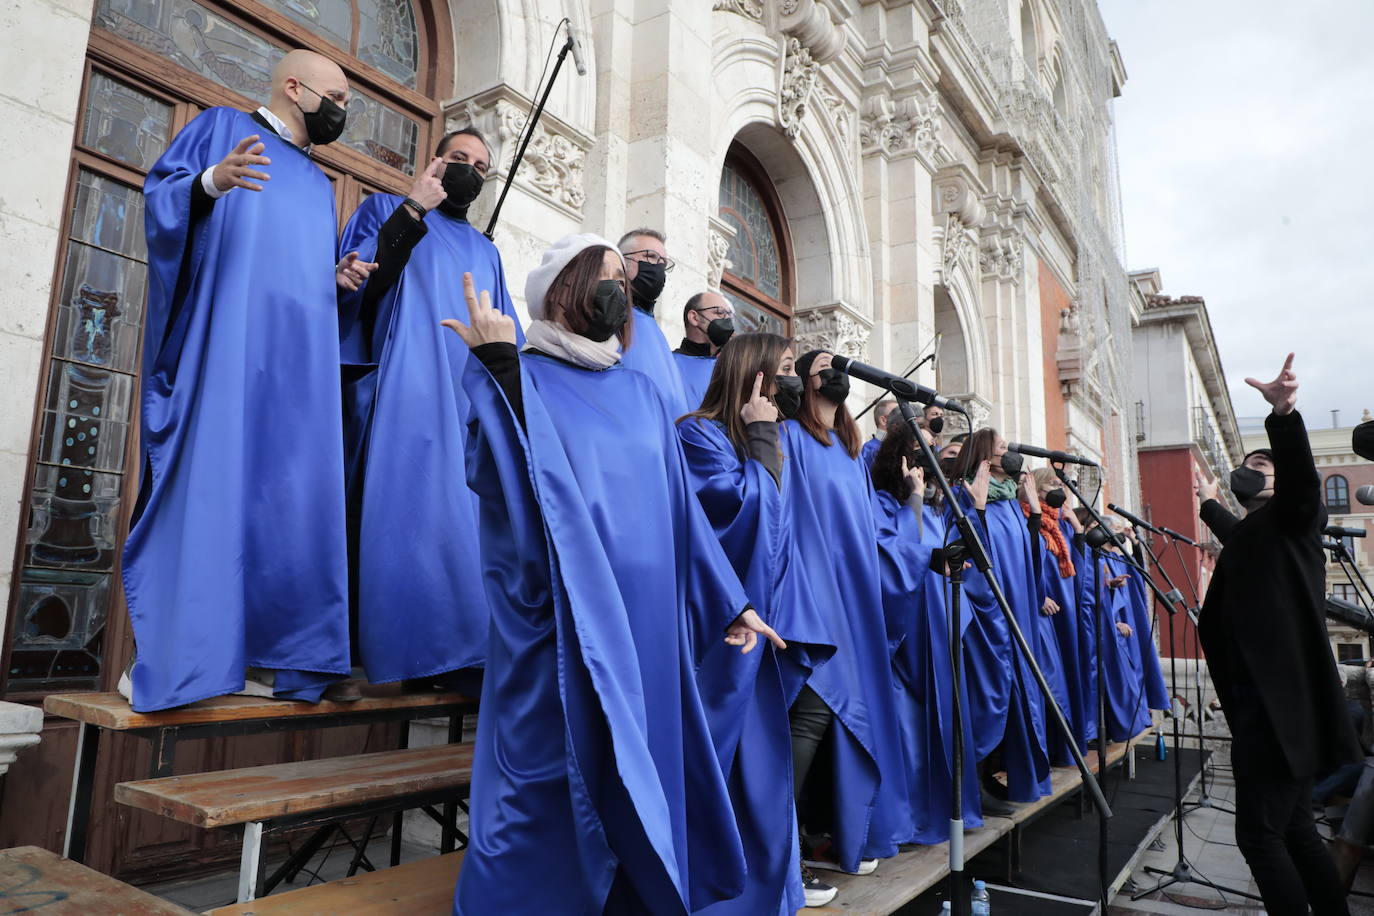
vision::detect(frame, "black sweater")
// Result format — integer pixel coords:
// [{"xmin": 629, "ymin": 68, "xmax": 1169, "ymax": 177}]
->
[{"xmin": 1197, "ymin": 410, "xmax": 1361, "ymax": 777}]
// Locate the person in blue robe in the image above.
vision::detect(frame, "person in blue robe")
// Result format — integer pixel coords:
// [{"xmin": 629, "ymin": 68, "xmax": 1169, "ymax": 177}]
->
[
  {"xmin": 677, "ymin": 332, "xmax": 838, "ymax": 913},
  {"xmin": 617, "ymin": 228, "xmax": 689, "ymax": 416},
  {"xmin": 1094, "ymin": 544, "xmax": 1154, "ymax": 740},
  {"xmin": 672, "ymin": 291, "xmax": 735, "ymax": 410},
  {"xmin": 947, "ymin": 429, "xmax": 1055, "ymax": 805},
  {"xmin": 869, "ymin": 418, "xmax": 983, "ymax": 843},
  {"xmin": 859, "ymin": 400, "xmax": 897, "ymax": 469},
  {"xmin": 1020, "ymin": 468, "xmax": 1085, "ymax": 765},
  {"xmin": 1120, "ymin": 530, "xmax": 1171, "ymax": 716},
  {"xmin": 446, "ymin": 235, "xmax": 783, "ymax": 915},
  {"xmin": 336, "ymin": 128, "xmax": 521, "ymax": 687},
  {"xmin": 781, "ymin": 350, "xmax": 910, "ymax": 875},
  {"xmin": 124, "ymin": 50, "xmax": 372, "ymax": 711}
]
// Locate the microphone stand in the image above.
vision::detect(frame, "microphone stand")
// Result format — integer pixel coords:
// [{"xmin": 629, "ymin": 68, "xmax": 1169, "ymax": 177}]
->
[
  {"xmin": 943, "ymin": 539, "xmax": 970, "ymax": 916},
  {"xmin": 893, "ymin": 401, "xmax": 1114, "ymax": 913},
  {"xmin": 485, "ymin": 29, "xmax": 576, "ymax": 239},
  {"xmin": 1162, "ymin": 534, "xmax": 1233, "ymax": 817},
  {"xmin": 1326, "ymin": 538, "xmax": 1374, "ymax": 613}
]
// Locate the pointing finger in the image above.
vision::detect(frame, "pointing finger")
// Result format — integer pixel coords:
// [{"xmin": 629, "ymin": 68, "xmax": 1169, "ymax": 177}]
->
[
  {"xmin": 1243, "ymin": 377, "xmax": 1262, "ymax": 390},
  {"xmin": 751, "ymin": 372, "xmax": 763, "ymax": 401},
  {"xmin": 1281, "ymin": 352, "xmax": 1294, "ymax": 374},
  {"xmin": 426, "ymin": 156, "xmax": 445, "ymax": 178}
]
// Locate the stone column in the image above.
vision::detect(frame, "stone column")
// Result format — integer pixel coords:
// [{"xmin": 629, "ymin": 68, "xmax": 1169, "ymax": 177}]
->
[{"xmin": 0, "ymin": 702, "xmax": 42, "ymax": 775}]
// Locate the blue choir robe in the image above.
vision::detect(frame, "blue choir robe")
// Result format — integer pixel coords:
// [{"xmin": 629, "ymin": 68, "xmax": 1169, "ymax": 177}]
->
[
  {"xmin": 1028, "ymin": 514, "xmax": 1084, "ymax": 764},
  {"xmin": 621, "ymin": 308, "xmax": 689, "ymax": 417},
  {"xmin": 860, "ymin": 436, "xmax": 881, "ymax": 469},
  {"xmin": 1126, "ymin": 564, "xmax": 1170, "ymax": 713},
  {"xmin": 336, "ymin": 195, "xmax": 521, "ymax": 683},
  {"xmin": 778, "ymin": 421, "xmax": 911, "ymax": 865},
  {"xmin": 872, "ymin": 492, "xmax": 983, "ymax": 843},
  {"xmin": 673, "ymin": 351, "xmax": 716, "ymax": 412},
  {"xmin": 1071, "ymin": 529, "xmax": 1101, "ymax": 746},
  {"xmin": 455, "ymin": 354, "xmax": 752, "ymax": 915},
  {"xmin": 1041, "ymin": 516, "xmax": 1095, "ymax": 752},
  {"xmin": 678, "ymin": 418, "xmax": 837, "ymax": 916},
  {"xmin": 1095, "ymin": 552, "xmax": 1152, "ymax": 740},
  {"xmin": 126, "ymin": 106, "xmax": 349, "ymax": 711},
  {"xmin": 949, "ymin": 490, "xmax": 1052, "ymax": 802}
]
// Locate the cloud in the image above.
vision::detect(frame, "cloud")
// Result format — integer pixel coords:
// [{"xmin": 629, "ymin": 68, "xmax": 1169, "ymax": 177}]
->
[{"xmin": 1101, "ymin": 0, "xmax": 1374, "ymax": 427}]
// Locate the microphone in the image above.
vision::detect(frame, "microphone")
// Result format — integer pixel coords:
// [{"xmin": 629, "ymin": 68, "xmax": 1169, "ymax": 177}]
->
[
  {"xmin": 1108, "ymin": 503, "xmax": 1164, "ymax": 537},
  {"xmin": 828, "ymin": 354, "xmax": 968, "ymax": 414},
  {"xmin": 1357, "ymin": 484, "xmax": 1374, "ymax": 507},
  {"xmin": 1325, "ymin": 525, "xmax": 1367, "ymax": 539},
  {"xmin": 1159, "ymin": 525, "xmax": 1199, "ymax": 547},
  {"xmin": 567, "ymin": 26, "xmax": 588, "ymax": 76},
  {"xmin": 1006, "ymin": 442, "xmax": 1099, "ymax": 468},
  {"xmin": 1085, "ymin": 524, "xmax": 1124, "ymax": 551}
]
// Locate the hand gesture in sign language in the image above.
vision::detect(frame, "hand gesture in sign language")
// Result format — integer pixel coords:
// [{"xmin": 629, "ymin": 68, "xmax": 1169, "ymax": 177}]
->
[
  {"xmin": 1194, "ymin": 468, "xmax": 1218, "ymax": 503},
  {"xmin": 1020, "ymin": 473, "xmax": 1041, "ymax": 513},
  {"xmin": 969, "ymin": 460, "xmax": 991, "ymax": 510},
  {"xmin": 1245, "ymin": 352, "xmax": 1298, "ymax": 416},
  {"xmin": 212, "ymin": 135, "xmax": 272, "ymax": 192},
  {"xmin": 740, "ymin": 372, "xmax": 778, "ymax": 424},
  {"xmin": 724, "ymin": 608, "xmax": 787, "ymax": 655},
  {"xmin": 900, "ymin": 456, "xmax": 925, "ymax": 494},
  {"xmin": 408, "ymin": 157, "xmax": 447, "ymax": 213},
  {"xmin": 336, "ymin": 251, "xmax": 378, "ymax": 292},
  {"xmin": 441, "ymin": 273, "xmax": 517, "ymax": 348}
]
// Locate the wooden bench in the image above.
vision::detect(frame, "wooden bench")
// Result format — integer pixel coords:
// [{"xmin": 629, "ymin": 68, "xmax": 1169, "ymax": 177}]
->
[
  {"xmin": 116, "ymin": 743, "xmax": 474, "ymax": 903},
  {"xmin": 45, "ymin": 687, "xmax": 476, "ymax": 865},
  {"xmin": 0, "ymin": 845, "xmax": 196, "ymax": 915},
  {"xmin": 206, "ymin": 850, "xmax": 464, "ymax": 916}
]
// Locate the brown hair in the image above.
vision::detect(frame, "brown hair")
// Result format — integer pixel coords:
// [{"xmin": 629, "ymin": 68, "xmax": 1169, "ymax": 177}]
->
[
  {"xmin": 949, "ymin": 427, "xmax": 999, "ymax": 482},
  {"xmin": 684, "ymin": 333, "xmax": 792, "ymax": 459},
  {"xmin": 796, "ymin": 351, "xmax": 862, "ymax": 459},
  {"xmin": 545, "ymin": 246, "xmax": 633, "ymax": 350},
  {"xmin": 872, "ymin": 415, "xmax": 922, "ymax": 501}
]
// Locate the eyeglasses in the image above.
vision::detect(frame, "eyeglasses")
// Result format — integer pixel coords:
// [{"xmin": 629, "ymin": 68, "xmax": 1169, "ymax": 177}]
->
[
  {"xmin": 693, "ymin": 306, "xmax": 733, "ymax": 319},
  {"xmin": 623, "ymin": 249, "xmax": 676, "ymax": 271},
  {"xmin": 297, "ymin": 81, "xmax": 349, "ymax": 106}
]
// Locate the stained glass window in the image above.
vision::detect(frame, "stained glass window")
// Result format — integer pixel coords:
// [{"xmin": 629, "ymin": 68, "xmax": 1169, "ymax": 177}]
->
[
  {"xmin": 94, "ymin": 0, "xmax": 421, "ymax": 174},
  {"xmin": 720, "ymin": 292, "xmax": 785, "ymax": 336},
  {"xmin": 719, "ymin": 161, "xmax": 783, "ymax": 300},
  {"xmin": 10, "ymin": 75, "xmax": 165, "ymax": 693},
  {"xmin": 358, "ymin": 0, "xmax": 419, "ymax": 88}
]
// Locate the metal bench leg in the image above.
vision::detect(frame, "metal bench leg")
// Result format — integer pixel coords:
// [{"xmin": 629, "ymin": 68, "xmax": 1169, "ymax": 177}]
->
[
  {"xmin": 347, "ymin": 817, "xmax": 380, "ymax": 877},
  {"xmin": 63, "ymin": 722, "xmax": 100, "ymax": 863},
  {"xmin": 440, "ymin": 716, "xmax": 461, "ymax": 853},
  {"xmin": 392, "ymin": 720, "xmax": 409, "ymax": 867},
  {"xmin": 239, "ymin": 821, "xmax": 266, "ymax": 903}
]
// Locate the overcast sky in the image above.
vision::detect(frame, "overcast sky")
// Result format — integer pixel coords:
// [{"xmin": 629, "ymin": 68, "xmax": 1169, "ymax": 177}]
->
[{"xmin": 1099, "ymin": 0, "xmax": 1373, "ymax": 429}]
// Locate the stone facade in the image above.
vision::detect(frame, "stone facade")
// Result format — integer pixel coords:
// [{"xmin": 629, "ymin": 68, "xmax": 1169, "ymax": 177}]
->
[{"xmin": 0, "ymin": 0, "xmax": 1144, "ymax": 632}]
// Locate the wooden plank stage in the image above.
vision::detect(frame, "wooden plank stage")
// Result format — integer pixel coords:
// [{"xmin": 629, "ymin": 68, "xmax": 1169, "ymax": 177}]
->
[
  {"xmin": 206, "ymin": 850, "xmax": 465, "ymax": 916},
  {"xmin": 0, "ymin": 845, "xmax": 196, "ymax": 915}
]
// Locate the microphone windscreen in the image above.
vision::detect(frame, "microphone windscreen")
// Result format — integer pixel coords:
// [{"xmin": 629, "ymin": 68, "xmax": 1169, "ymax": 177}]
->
[{"xmin": 1357, "ymin": 484, "xmax": 1374, "ymax": 507}]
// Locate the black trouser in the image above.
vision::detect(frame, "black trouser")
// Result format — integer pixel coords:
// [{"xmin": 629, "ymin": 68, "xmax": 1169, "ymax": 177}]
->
[
  {"xmin": 1228, "ymin": 692, "xmax": 1350, "ymax": 916},
  {"xmin": 789, "ymin": 685, "xmax": 834, "ymax": 809}
]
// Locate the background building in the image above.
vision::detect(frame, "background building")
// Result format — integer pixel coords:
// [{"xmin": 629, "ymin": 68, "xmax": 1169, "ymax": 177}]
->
[
  {"xmin": 0, "ymin": 0, "xmax": 1143, "ymax": 876},
  {"xmin": 1128, "ymin": 271, "xmax": 1244, "ymax": 659}
]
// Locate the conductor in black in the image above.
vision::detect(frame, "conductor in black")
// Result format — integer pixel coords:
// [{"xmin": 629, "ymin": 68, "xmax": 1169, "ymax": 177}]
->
[{"xmin": 1195, "ymin": 353, "xmax": 1360, "ymax": 915}]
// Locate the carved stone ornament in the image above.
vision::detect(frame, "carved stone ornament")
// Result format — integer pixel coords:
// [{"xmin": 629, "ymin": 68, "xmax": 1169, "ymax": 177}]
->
[
  {"xmin": 792, "ymin": 301, "xmax": 873, "ymax": 362},
  {"xmin": 859, "ymin": 90, "xmax": 943, "ymax": 163},
  {"xmin": 706, "ymin": 216, "xmax": 738, "ymax": 292},
  {"xmin": 812, "ymin": 79, "xmax": 851, "ymax": 147},
  {"xmin": 940, "ymin": 218, "xmax": 977, "ymax": 273},
  {"xmin": 445, "ymin": 86, "xmax": 593, "ymax": 221},
  {"xmin": 942, "ymin": 393, "xmax": 990, "ymax": 434},
  {"xmin": 778, "ymin": 37, "xmax": 819, "ymax": 140},
  {"xmin": 712, "ymin": 0, "xmax": 763, "ymax": 21},
  {"xmin": 779, "ymin": 0, "xmax": 845, "ymax": 62},
  {"xmin": 978, "ymin": 235, "xmax": 1024, "ymax": 283}
]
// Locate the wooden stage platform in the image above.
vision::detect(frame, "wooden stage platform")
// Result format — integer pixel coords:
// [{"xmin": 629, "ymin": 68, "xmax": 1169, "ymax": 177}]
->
[{"xmin": 810, "ymin": 734, "xmax": 1151, "ymax": 915}]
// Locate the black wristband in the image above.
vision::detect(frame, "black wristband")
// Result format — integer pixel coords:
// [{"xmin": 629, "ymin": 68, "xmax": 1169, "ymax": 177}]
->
[{"xmin": 402, "ymin": 197, "xmax": 427, "ymax": 218}]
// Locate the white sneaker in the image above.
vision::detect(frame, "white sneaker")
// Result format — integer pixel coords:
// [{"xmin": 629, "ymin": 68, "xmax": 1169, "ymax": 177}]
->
[
  {"xmin": 234, "ymin": 668, "xmax": 277, "ymax": 699},
  {"xmin": 801, "ymin": 866, "xmax": 838, "ymax": 907},
  {"xmin": 804, "ymin": 847, "xmax": 878, "ymax": 876},
  {"xmin": 116, "ymin": 667, "xmax": 134, "ymax": 706}
]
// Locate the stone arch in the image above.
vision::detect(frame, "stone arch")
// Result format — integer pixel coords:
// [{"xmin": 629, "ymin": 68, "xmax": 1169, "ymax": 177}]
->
[
  {"xmin": 445, "ymin": 0, "xmax": 596, "ymax": 132},
  {"xmin": 1016, "ymin": 0, "xmax": 1042, "ymax": 74}
]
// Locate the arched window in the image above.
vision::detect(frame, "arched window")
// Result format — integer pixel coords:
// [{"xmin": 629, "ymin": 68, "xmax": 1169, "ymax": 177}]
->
[
  {"xmin": 1019, "ymin": 1, "xmax": 1038, "ymax": 69},
  {"xmin": 6, "ymin": 0, "xmax": 449, "ymax": 697},
  {"xmin": 1326, "ymin": 474, "xmax": 1351, "ymax": 513},
  {"xmin": 717, "ymin": 145, "xmax": 793, "ymax": 335},
  {"xmin": 1051, "ymin": 58, "xmax": 1067, "ymax": 115}
]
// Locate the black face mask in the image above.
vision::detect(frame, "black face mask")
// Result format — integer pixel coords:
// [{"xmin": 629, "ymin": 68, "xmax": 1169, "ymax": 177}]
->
[
  {"xmin": 706, "ymin": 317, "xmax": 735, "ymax": 348},
  {"xmin": 583, "ymin": 280, "xmax": 628, "ymax": 342},
  {"xmin": 774, "ymin": 375, "xmax": 803, "ymax": 419},
  {"xmin": 1044, "ymin": 488, "xmax": 1067, "ymax": 509},
  {"xmin": 1229, "ymin": 465, "xmax": 1268, "ymax": 504},
  {"xmin": 816, "ymin": 368, "xmax": 850, "ymax": 403},
  {"xmin": 296, "ymin": 83, "xmax": 347, "ymax": 145},
  {"xmin": 928, "ymin": 415, "xmax": 945, "ymax": 436},
  {"xmin": 1000, "ymin": 450, "xmax": 1024, "ymax": 477},
  {"xmin": 630, "ymin": 261, "xmax": 666, "ymax": 312},
  {"xmin": 440, "ymin": 161, "xmax": 484, "ymax": 219},
  {"xmin": 940, "ymin": 456, "xmax": 958, "ymax": 478}
]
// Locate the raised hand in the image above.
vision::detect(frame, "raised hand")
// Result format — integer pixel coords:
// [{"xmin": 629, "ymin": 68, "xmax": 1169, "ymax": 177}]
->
[
  {"xmin": 724, "ymin": 608, "xmax": 787, "ymax": 655},
  {"xmin": 441, "ymin": 272, "xmax": 516, "ymax": 348},
  {"xmin": 969, "ymin": 459, "xmax": 991, "ymax": 510},
  {"xmin": 407, "ymin": 156, "xmax": 446, "ymax": 213},
  {"xmin": 740, "ymin": 372, "xmax": 778, "ymax": 424},
  {"xmin": 1193, "ymin": 467, "xmax": 1218, "ymax": 503},
  {"xmin": 900, "ymin": 455, "xmax": 925, "ymax": 493},
  {"xmin": 1107, "ymin": 573, "xmax": 1129, "ymax": 589},
  {"xmin": 1020, "ymin": 474, "xmax": 1041, "ymax": 513},
  {"xmin": 1244, "ymin": 352, "xmax": 1298, "ymax": 416},
  {"xmin": 336, "ymin": 251, "xmax": 378, "ymax": 291},
  {"xmin": 212, "ymin": 135, "xmax": 271, "ymax": 192}
]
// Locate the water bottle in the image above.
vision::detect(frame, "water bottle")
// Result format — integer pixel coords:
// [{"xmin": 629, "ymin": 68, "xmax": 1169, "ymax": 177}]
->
[
  {"xmin": 971, "ymin": 879, "xmax": 991, "ymax": 915},
  {"xmin": 1156, "ymin": 732, "xmax": 1168, "ymax": 761}
]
